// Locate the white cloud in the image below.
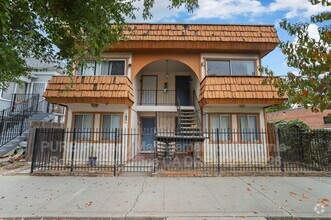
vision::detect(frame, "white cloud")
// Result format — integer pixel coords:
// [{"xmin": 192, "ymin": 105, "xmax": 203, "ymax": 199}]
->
[
  {"xmin": 188, "ymin": 0, "xmax": 266, "ymax": 20},
  {"xmin": 307, "ymin": 24, "xmax": 330, "ymax": 53},
  {"xmin": 124, "ymin": 0, "xmax": 331, "ymax": 25},
  {"xmin": 274, "ymin": 19, "xmax": 281, "ymax": 28},
  {"xmin": 293, "ymin": 24, "xmax": 320, "ymax": 45},
  {"xmin": 269, "ymin": 0, "xmax": 331, "ymax": 19},
  {"xmin": 186, "ymin": 0, "xmax": 331, "ymax": 22},
  {"xmin": 126, "ymin": 1, "xmax": 185, "ymax": 23},
  {"xmin": 307, "ymin": 24, "xmax": 320, "ymax": 41}
]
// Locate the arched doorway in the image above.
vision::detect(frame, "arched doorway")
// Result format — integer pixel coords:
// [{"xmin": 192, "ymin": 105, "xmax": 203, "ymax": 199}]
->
[
  {"xmin": 131, "ymin": 53, "xmax": 201, "ymax": 80},
  {"xmin": 133, "ymin": 59, "xmax": 200, "ymax": 107},
  {"xmin": 124, "ymin": 59, "xmax": 204, "ymax": 172},
  {"xmin": 131, "ymin": 59, "xmax": 201, "ymax": 152}
]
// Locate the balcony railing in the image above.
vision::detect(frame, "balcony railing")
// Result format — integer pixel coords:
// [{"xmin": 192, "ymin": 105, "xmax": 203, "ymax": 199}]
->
[{"xmin": 138, "ymin": 90, "xmax": 176, "ymax": 106}]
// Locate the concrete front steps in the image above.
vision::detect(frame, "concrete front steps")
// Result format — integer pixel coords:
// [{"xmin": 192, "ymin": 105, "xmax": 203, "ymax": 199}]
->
[{"xmin": 0, "ymin": 114, "xmax": 54, "ymax": 157}]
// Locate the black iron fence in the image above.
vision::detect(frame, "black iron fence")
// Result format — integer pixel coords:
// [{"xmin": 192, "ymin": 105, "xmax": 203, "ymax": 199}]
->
[
  {"xmin": 30, "ymin": 128, "xmax": 331, "ymax": 175},
  {"xmin": 278, "ymin": 129, "xmax": 331, "ymax": 172},
  {"xmin": 31, "ymin": 128, "xmax": 130, "ymax": 175}
]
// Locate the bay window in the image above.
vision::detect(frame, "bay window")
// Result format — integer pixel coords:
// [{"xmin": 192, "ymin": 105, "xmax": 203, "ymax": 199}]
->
[{"xmin": 206, "ymin": 60, "xmax": 256, "ymax": 76}]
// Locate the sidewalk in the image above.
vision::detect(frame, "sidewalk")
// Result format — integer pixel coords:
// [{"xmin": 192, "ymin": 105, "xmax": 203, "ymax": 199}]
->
[{"xmin": 0, "ymin": 176, "xmax": 330, "ymax": 219}]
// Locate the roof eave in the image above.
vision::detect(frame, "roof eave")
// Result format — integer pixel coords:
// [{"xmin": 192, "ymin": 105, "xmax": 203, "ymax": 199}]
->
[{"xmin": 109, "ymin": 41, "xmax": 278, "ymax": 55}]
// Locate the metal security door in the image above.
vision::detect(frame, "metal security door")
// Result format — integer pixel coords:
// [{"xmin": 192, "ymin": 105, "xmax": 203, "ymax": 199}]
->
[
  {"xmin": 176, "ymin": 76, "xmax": 191, "ymax": 106},
  {"xmin": 141, "ymin": 117, "xmax": 156, "ymax": 151}
]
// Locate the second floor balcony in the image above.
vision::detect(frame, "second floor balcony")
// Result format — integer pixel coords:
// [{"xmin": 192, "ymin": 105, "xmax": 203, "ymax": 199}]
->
[
  {"xmin": 43, "ymin": 59, "xmax": 287, "ymax": 109},
  {"xmin": 44, "ymin": 76, "xmax": 134, "ymax": 106},
  {"xmin": 134, "ymin": 60, "xmax": 199, "ymax": 108}
]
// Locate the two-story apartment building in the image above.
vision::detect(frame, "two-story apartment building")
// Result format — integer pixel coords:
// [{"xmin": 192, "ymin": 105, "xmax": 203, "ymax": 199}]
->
[{"xmin": 43, "ymin": 24, "xmax": 286, "ymax": 167}]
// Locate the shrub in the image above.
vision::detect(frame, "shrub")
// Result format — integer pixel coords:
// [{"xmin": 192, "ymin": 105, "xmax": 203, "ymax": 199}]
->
[
  {"xmin": 309, "ymin": 129, "xmax": 331, "ymax": 168},
  {"xmin": 271, "ymin": 120, "xmax": 331, "ymax": 169},
  {"xmin": 273, "ymin": 120, "xmax": 310, "ymax": 162}
]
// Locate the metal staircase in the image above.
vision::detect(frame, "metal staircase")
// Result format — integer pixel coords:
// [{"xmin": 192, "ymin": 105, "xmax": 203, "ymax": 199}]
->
[
  {"xmin": 156, "ymin": 92, "xmax": 204, "ymax": 160},
  {"xmin": 0, "ymin": 94, "xmax": 55, "ymax": 156},
  {"xmin": 177, "ymin": 108, "xmax": 201, "ymax": 136}
]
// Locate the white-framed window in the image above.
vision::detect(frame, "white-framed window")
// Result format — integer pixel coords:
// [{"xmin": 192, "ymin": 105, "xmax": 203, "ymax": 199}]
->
[
  {"xmin": 206, "ymin": 60, "xmax": 256, "ymax": 76},
  {"xmin": 101, "ymin": 114, "xmax": 122, "ymax": 140},
  {"xmin": 78, "ymin": 60, "xmax": 126, "ymax": 76},
  {"xmin": 0, "ymin": 83, "xmax": 16, "ymax": 100},
  {"xmin": 74, "ymin": 114, "xmax": 93, "ymax": 140},
  {"xmin": 210, "ymin": 114, "xmax": 231, "ymax": 141},
  {"xmin": 238, "ymin": 115, "xmax": 259, "ymax": 141},
  {"xmin": 31, "ymin": 83, "xmax": 46, "ymax": 100},
  {"xmin": 79, "ymin": 61, "xmax": 95, "ymax": 76},
  {"xmin": 15, "ymin": 83, "xmax": 29, "ymax": 95}
]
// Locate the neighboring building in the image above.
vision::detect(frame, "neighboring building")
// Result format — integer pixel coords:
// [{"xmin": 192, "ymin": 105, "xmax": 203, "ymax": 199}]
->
[
  {"xmin": 267, "ymin": 108, "xmax": 331, "ymax": 129},
  {"xmin": 0, "ymin": 58, "xmax": 66, "ymax": 155},
  {"xmin": 43, "ymin": 23, "xmax": 287, "ymax": 163},
  {"xmin": 0, "ymin": 58, "xmax": 65, "ymax": 123}
]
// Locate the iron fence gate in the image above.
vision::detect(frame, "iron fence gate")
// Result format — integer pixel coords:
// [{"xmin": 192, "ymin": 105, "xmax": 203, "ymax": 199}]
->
[{"xmin": 30, "ymin": 128, "xmax": 331, "ymax": 176}]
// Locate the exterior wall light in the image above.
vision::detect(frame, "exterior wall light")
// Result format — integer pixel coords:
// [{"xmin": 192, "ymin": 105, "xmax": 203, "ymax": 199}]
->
[
  {"xmin": 165, "ymin": 60, "xmax": 169, "ymax": 79},
  {"xmin": 163, "ymin": 82, "xmax": 168, "ymax": 93}
]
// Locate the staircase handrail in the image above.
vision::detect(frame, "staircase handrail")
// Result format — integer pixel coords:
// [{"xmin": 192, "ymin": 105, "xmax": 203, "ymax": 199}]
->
[
  {"xmin": 0, "ymin": 94, "xmax": 40, "ymax": 122},
  {"xmin": 0, "ymin": 99, "xmax": 53, "ymax": 147},
  {"xmin": 176, "ymin": 95, "xmax": 182, "ymax": 133},
  {"xmin": 193, "ymin": 91, "xmax": 202, "ymax": 134}
]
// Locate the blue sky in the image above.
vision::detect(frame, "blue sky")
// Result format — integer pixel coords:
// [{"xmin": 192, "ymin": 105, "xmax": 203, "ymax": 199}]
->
[{"xmin": 128, "ymin": 0, "xmax": 330, "ymax": 76}]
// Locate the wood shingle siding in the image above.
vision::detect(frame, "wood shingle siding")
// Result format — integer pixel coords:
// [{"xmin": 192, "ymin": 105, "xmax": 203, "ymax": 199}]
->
[
  {"xmin": 43, "ymin": 76, "xmax": 134, "ymax": 106},
  {"xmin": 122, "ymin": 24, "xmax": 278, "ymax": 43},
  {"xmin": 199, "ymin": 76, "xmax": 287, "ymax": 106},
  {"xmin": 108, "ymin": 24, "xmax": 279, "ymax": 56}
]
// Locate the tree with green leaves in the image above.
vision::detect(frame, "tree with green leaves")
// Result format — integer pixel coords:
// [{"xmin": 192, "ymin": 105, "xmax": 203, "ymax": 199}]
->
[
  {"xmin": 0, "ymin": 0, "xmax": 198, "ymax": 89},
  {"xmin": 262, "ymin": 0, "xmax": 331, "ymax": 112},
  {"xmin": 266, "ymin": 101, "xmax": 292, "ymax": 113}
]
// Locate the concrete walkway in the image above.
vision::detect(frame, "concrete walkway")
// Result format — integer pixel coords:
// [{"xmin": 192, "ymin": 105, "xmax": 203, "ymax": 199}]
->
[{"xmin": 0, "ymin": 176, "xmax": 330, "ymax": 219}]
